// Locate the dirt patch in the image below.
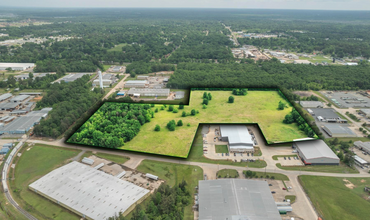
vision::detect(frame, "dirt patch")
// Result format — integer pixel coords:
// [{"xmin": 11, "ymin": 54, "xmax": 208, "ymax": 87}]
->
[
  {"xmin": 31, "ymin": 96, "xmax": 43, "ymax": 102},
  {"xmin": 292, "ymin": 91, "xmax": 314, "ymax": 97},
  {"xmin": 361, "ymin": 179, "xmax": 366, "ymax": 183},
  {"xmin": 343, "ymin": 179, "xmax": 355, "ymax": 189}
]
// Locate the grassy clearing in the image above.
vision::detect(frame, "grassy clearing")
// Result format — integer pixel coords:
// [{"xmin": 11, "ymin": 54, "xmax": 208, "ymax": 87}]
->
[
  {"xmin": 254, "ymin": 147, "xmax": 262, "ymax": 156},
  {"xmin": 276, "ymin": 162, "xmax": 359, "ymax": 173},
  {"xmin": 136, "ymin": 160, "xmax": 203, "ymax": 220},
  {"xmin": 95, "ymin": 152, "xmax": 130, "ymax": 164},
  {"xmin": 114, "ymin": 90, "xmax": 308, "ymax": 157},
  {"xmin": 215, "ymin": 145, "xmax": 229, "ymax": 153},
  {"xmin": 10, "ymin": 144, "xmax": 80, "ymax": 220},
  {"xmin": 107, "ymin": 43, "xmax": 128, "ymax": 52},
  {"xmin": 285, "ymin": 195, "xmax": 296, "ymax": 203},
  {"xmin": 326, "ymin": 137, "xmax": 370, "ymax": 143},
  {"xmin": 217, "ymin": 169, "xmax": 239, "ymax": 178},
  {"xmin": 272, "ymin": 155, "xmax": 297, "ymax": 160},
  {"xmin": 243, "ymin": 170, "xmax": 289, "ymax": 181},
  {"xmin": 299, "ymin": 176, "xmax": 370, "ymax": 220},
  {"xmin": 186, "ymin": 127, "xmax": 267, "ymax": 168}
]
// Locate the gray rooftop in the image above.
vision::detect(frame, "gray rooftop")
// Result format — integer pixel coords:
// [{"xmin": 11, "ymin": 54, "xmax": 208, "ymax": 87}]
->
[
  {"xmin": 60, "ymin": 73, "xmax": 90, "ymax": 83},
  {"xmin": 354, "ymin": 141, "xmax": 370, "ymax": 152},
  {"xmin": 127, "ymin": 88, "xmax": 170, "ymax": 95},
  {"xmin": 360, "ymin": 109, "xmax": 370, "ymax": 115},
  {"xmin": 10, "ymin": 95, "xmax": 30, "ymax": 102},
  {"xmin": 0, "ymin": 102, "xmax": 20, "ymax": 109},
  {"xmin": 0, "ymin": 93, "xmax": 12, "ymax": 101},
  {"xmin": 299, "ymin": 101, "xmax": 324, "ymax": 108},
  {"xmin": 29, "ymin": 161, "xmax": 149, "ymax": 220},
  {"xmin": 19, "ymin": 92, "xmax": 42, "ymax": 95},
  {"xmin": 295, "ymin": 140, "xmax": 339, "ymax": 160},
  {"xmin": 125, "ymin": 80, "xmax": 148, "ymax": 84},
  {"xmin": 102, "ymin": 74, "xmax": 113, "ymax": 80},
  {"xmin": 311, "ymin": 108, "xmax": 340, "ymax": 119},
  {"xmin": 323, "ymin": 124, "xmax": 356, "ymax": 136},
  {"xmin": 198, "ymin": 179, "xmax": 280, "ymax": 220},
  {"xmin": 220, "ymin": 125, "xmax": 254, "ymax": 150}
]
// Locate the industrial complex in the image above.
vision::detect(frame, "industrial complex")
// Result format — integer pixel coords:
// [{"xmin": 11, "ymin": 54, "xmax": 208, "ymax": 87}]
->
[
  {"xmin": 294, "ymin": 140, "xmax": 340, "ymax": 165},
  {"xmin": 0, "ymin": 62, "xmax": 35, "ymax": 71},
  {"xmin": 220, "ymin": 125, "xmax": 254, "ymax": 153},
  {"xmin": 29, "ymin": 161, "xmax": 150, "ymax": 220}
]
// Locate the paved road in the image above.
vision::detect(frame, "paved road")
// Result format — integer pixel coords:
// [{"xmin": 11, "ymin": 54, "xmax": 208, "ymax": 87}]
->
[
  {"xmin": 27, "ymin": 138, "xmax": 370, "ymax": 220},
  {"xmin": 103, "ymin": 74, "xmax": 130, "ymax": 100}
]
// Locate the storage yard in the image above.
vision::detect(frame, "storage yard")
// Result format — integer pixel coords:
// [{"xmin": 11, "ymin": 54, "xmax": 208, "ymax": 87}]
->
[
  {"xmin": 320, "ymin": 91, "xmax": 370, "ymax": 108},
  {"xmin": 54, "ymin": 73, "xmax": 91, "ymax": 83}
]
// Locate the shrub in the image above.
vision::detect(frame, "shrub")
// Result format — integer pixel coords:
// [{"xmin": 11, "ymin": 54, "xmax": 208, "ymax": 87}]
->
[
  {"xmin": 203, "ymin": 92, "xmax": 208, "ymax": 99},
  {"xmin": 179, "ymin": 104, "xmax": 184, "ymax": 109},
  {"xmin": 155, "ymin": 108, "xmax": 158, "ymax": 113},
  {"xmin": 154, "ymin": 125, "xmax": 160, "ymax": 131},
  {"xmin": 150, "ymin": 104, "xmax": 155, "ymax": 107},
  {"xmin": 228, "ymin": 96, "xmax": 234, "ymax": 103},
  {"xmin": 202, "ymin": 104, "xmax": 207, "ymax": 109},
  {"xmin": 177, "ymin": 120, "xmax": 183, "ymax": 126},
  {"xmin": 187, "ymin": 123, "xmax": 190, "ymax": 126},
  {"xmin": 191, "ymin": 109, "xmax": 196, "ymax": 115},
  {"xmin": 167, "ymin": 120, "xmax": 176, "ymax": 131},
  {"xmin": 208, "ymin": 93, "xmax": 212, "ymax": 100},
  {"xmin": 182, "ymin": 111, "xmax": 187, "ymax": 117},
  {"xmin": 168, "ymin": 105, "xmax": 174, "ymax": 111},
  {"xmin": 160, "ymin": 106, "xmax": 164, "ymax": 110},
  {"xmin": 203, "ymin": 98, "xmax": 208, "ymax": 105},
  {"xmin": 173, "ymin": 108, "xmax": 178, "ymax": 113}
]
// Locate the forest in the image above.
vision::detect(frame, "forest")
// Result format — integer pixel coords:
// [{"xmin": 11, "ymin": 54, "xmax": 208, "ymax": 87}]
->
[
  {"xmin": 107, "ymin": 181, "xmax": 191, "ymax": 220},
  {"xmin": 126, "ymin": 62, "xmax": 175, "ymax": 75},
  {"xmin": 167, "ymin": 61, "xmax": 370, "ymax": 90},
  {"xmin": 68, "ymin": 102, "xmax": 155, "ymax": 148}
]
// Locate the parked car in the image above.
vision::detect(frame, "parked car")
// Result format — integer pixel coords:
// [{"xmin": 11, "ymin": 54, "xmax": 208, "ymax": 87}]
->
[
  {"xmin": 271, "ymin": 191, "xmax": 276, "ymax": 194},
  {"xmin": 222, "ymin": 153, "xmax": 224, "ymax": 156},
  {"xmin": 284, "ymin": 157, "xmax": 286, "ymax": 160},
  {"xmin": 269, "ymin": 184, "xmax": 273, "ymax": 186},
  {"xmin": 282, "ymin": 188, "xmax": 286, "ymax": 190},
  {"xmin": 288, "ymin": 157, "xmax": 291, "ymax": 160},
  {"xmin": 234, "ymin": 153, "xmax": 236, "ymax": 156}
]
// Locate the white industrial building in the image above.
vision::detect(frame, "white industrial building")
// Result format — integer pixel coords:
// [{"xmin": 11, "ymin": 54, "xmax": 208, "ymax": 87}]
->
[
  {"xmin": 345, "ymin": 62, "xmax": 358, "ymax": 66},
  {"xmin": 0, "ymin": 93, "xmax": 12, "ymax": 102},
  {"xmin": 29, "ymin": 161, "xmax": 150, "ymax": 220},
  {"xmin": 0, "ymin": 63, "xmax": 35, "ymax": 71},
  {"xmin": 322, "ymin": 124, "xmax": 357, "ymax": 137},
  {"xmin": 220, "ymin": 125, "xmax": 254, "ymax": 153},
  {"xmin": 93, "ymin": 79, "xmax": 111, "ymax": 88},
  {"xmin": 198, "ymin": 179, "xmax": 281, "ymax": 220},
  {"xmin": 354, "ymin": 141, "xmax": 370, "ymax": 154},
  {"xmin": 10, "ymin": 95, "xmax": 30, "ymax": 103},
  {"xmin": 299, "ymin": 101, "xmax": 324, "ymax": 108},
  {"xmin": 124, "ymin": 80, "xmax": 149, "ymax": 88},
  {"xmin": 353, "ymin": 155, "xmax": 368, "ymax": 167},
  {"xmin": 294, "ymin": 140, "xmax": 340, "ymax": 165},
  {"xmin": 137, "ymin": 75, "xmax": 149, "ymax": 80},
  {"xmin": 127, "ymin": 88, "xmax": 170, "ymax": 97},
  {"xmin": 293, "ymin": 60, "xmax": 311, "ymax": 65}
]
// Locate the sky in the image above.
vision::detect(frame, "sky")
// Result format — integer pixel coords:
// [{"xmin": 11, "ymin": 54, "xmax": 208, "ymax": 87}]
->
[{"xmin": 1, "ymin": 0, "xmax": 370, "ymax": 11}]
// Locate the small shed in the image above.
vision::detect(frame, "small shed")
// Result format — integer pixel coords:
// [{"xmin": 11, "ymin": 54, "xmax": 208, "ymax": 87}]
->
[{"xmin": 0, "ymin": 148, "xmax": 9, "ymax": 155}]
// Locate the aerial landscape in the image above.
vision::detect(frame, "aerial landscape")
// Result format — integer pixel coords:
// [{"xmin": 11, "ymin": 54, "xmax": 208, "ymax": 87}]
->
[{"xmin": 0, "ymin": 1, "xmax": 370, "ymax": 220}]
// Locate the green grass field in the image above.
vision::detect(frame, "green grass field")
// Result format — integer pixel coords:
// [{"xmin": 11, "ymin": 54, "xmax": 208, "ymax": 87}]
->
[
  {"xmin": 299, "ymin": 176, "xmax": 370, "ymax": 220},
  {"xmin": 285, "ymin": 195, "xmax": 296, "ymax": 203},
  {"xmin": 10, "ymin": 144, "xmax": 81, "ymax": 220},
  {"xmin": 217, "ymin": 169, "xmax": 239, "ymax": 178},
  {"xmin": 215, "ymin": 145, "xmax": 229, "ymax": 153},
  {"xmin": 107, "ymin": 43, "xmax": 127, "ymax": 52},
  {"xmin": 136, "ymin": 160, "xmax": 203, "ymax": 220},
  {"xmin": 109, "ymin": 90, "xmax": 308, "ymax": 157},
  {"xmin": 276, "ymin": 162, "xmax": 359, "ymax": 173},
  {"xmin": 95, "ymin": 152, "xmax": 130, "ymax": 164}
]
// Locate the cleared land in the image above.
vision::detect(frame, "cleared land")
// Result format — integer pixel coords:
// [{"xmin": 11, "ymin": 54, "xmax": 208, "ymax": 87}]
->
[
  {"xmin": 136, "ymin": 160, "xmax": 203, "ymax": 220},
  {"xmin": 81, "ymin": 90, "xmax": 308, "ymax": 157},
  {"xmin": 276, "ymin": 163, "xmax": 359, "ymax": 173},
  {"xmin": 107, "ymin": 43, "xmax": 127, "ymax": 52},
  {"xmin": 217, "ymin": 169, "xmax": 239, "ymax": 178},
  {"xmin": 10, "ymin": 144, "xmax": 81, "ymax": 220},
  {"xmin": 299, "ymin": 176, "xmax": 370, "ymax": 220},
  {"xmin": 215, "ymin": 145, "xmax": 229, "ymax": 153}
]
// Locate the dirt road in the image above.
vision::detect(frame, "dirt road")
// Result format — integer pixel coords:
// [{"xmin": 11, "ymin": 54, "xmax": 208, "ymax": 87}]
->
[{"xmin": 103, "ymin": 74, "xmax": 129, "ymax": 100}]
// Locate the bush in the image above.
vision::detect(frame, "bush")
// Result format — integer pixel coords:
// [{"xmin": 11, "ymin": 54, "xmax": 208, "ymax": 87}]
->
[
  {"xmin": 182, "ymin": 111, "xmax": 187, "ymax": 117},
  {"xmin": 208, "ymin": 93, "xmax": 212, "ymax": 100},
  {"xmin": 179, "ymin": 104, "xmax": 184, "ymax": 109},
  {"xmin": 203, "ymin": 98, "xmax": 208, "ymax": 105},
  {"xmin": 160, "ymin": 106, "xmax": 164, "ymax": 110},
  {"xmin": 167, "ymin": 120, "xmax": 176, "ymax": 131},
  {"xmin": 187, "ymin": 123, "xmax": 190, "ymax": 126},
  {"xmin": 270, "ymin": 176, "xmax": 275, "ymax": 180},
  {"xmin": 202, "ymin": 104, "xmax": 207, "ymax": 109},
  {"xmin": 360, "ymin": 127, "xmax": 363, "ymax": 131},
  {"xmin": 173, "ymin": 108, "xmax": 178, "ymax": 113},
  {"xmin": 154, "ymin": 125, "xmax": 161, "ymax": 131},
  {"xmin": 168, "ymin": 105, "xmax": 174, "ymax": 111},
  {"xmin": 203, "ymin": 92, "xmax": 208, "ymax": 99},
  {"xmin": 155, "ymin": 108, "xmax": 158, "ymax": 113},
  {"xmin": 150, "ymin": 104, "xmax": 155, "ymax": 107},
  {"xmin": 130, "ymin": 72, "xmax": 136, "ymax": 77},
  {"xmin": 228, "ymin": 96, "xmax": 234, "ymax": 103},
  {"xmin": 177, "ymin": 120, "xmax": 183, "ymax": 126},
  {"xmin": 191, "ymin": 109, "xmax": 196, "ymax": 115}
]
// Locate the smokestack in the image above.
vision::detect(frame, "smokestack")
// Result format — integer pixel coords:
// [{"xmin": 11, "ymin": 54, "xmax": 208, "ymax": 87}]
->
[{"xmin": 98, "ymin": 70, "xmax": 103, "ymax": 88}]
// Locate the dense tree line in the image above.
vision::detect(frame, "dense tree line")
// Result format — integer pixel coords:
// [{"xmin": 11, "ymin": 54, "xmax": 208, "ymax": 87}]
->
[
  {"xmin": 167, "ymin": 61, "xmax": 370, "ymax": 90},
  {"xmin": 68, "ymin": 102, "xmax": 155, "ymax": 148},
  {"xmin": 108, "ymin": 181, "xmax": 191, "ymax": 220},
  {"xmin": 126, "ymin": 62, "xmax": 175, "ymax": 75},
  {"xmin": 283, "ymin": 109, "xmax": 315, "ymax": 137},
  {"xmin": 0, "ymin": 72, "xmax": 66, "ymax": 89},
  {"xmin": 33, "ymin": 75, "xmax": 103, "ymax": 138}
]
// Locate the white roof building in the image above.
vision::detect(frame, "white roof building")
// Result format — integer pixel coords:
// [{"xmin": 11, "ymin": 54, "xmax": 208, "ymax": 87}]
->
[
  {"xmin": 294, "ymin": 140, "xmax": 339, "ymax": 165},
  {"xmin": 299, "ymin": 101, "xmax": 324, "ymax": 108},
  {"xmin": 293, "ymin": 60, "xmax": 311, "ymax": 65},
  {"xmin": 220, "ymin": 125, "xmax": 254, "ymax": 152},
  {"xmin": 0, "ymin": 63, "xmax": 35, "ymax": 71},
  {"xmin": 124, "ymin": 80, "xmax": 149, "ymax": 88}
]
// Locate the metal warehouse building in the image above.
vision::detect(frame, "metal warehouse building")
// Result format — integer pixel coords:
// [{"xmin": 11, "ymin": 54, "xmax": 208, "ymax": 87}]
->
[
  {"xmin": 299, "ymin": 101, "xmax": 324, "ymax": 108},
  {"xmin": 137, "ymin": 75, "xmax": 149, "ymax": 80},
  {"xmin": 359, "ymin": 109, "xmax": 370, "ymax": 118},
  {"xmin": 124, "ymin": 80, "xmax": 149, "ymax": 88},
  {"xmin": 127, "ymin": 88, "xmax": 170, "ymax": 97},
  {"xmin": 294, "ymin": 140, "xmax": 339, "ymax": 165},
  {"xmin": 60, "ymin": 73, "xmax": 90, "ymax": 83},
  {"xmin": 0, "ymin": 102, "xmax": 20, "ymax": 111},
  {"xmin": 322, "ymin": 124, "xmax": 356, "ymax": 137},
  {"xmin": 29, "ymin": 161, "xmax": 150, "ymax": 220},
  {"xmin": 175, "ymin": 91, "xmax": 185, "ymax": 100},
  {"xmin": 10, "ymin": 95, "xmax": 30, "ymax": 103},
  {"xmin": 0, "ymin": 63, "xmax": 35, "ymax": 71},
  {"xmin": 220, "ymin": 125, "xmax": 254, "ymax": 153},
  {"xmin": 354, "ymin": 141, "xmax": 370, "ymax": 154},
  {"xmin": 198, "ymin": 179, "xmax": 281, "ymax": 220},
  {"xmin": 0, "ymin": 93, "xmax": 12, "ymax": 102}
]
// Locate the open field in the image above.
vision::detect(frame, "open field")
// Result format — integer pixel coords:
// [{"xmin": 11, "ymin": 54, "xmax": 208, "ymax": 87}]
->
[
  {"xmin": 276, "ymin": 162, "xmax": 359, "ymax": 173},
  {"xmin": 71, "ymin": 90, "xmax": 309, "ymax": 157},
  {"xmin": 95, "ymin": 152, "xmax": 130, "ymax": 164},
  {"xmin": 299, "ymin": 176, "xmax": 370, "ymax": 220},
  {"xmin": 215, "ymin": 145, "xmax": 229, "ymax": 153},
  {"xmin": 217, "ymin": 169, "xmax": 239, "ymax": 178},
  {"xmin": 107, "ymin": 43, "xmax": 127, "ymax": 52},
  {"xmin": 10, "ymin": 144, "xmax": 80, "ymax": 220},
  {"xmin": 135, "ymin": 160, "xmax": 203, "ymax": 220}
]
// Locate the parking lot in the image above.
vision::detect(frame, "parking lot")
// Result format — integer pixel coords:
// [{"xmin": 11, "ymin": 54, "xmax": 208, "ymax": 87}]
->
[
  {"xmin": 320, "ymin": 91, "xmax": 370, "ymax": 108},
  {"xmin": 277, "ymin": 156, "xmax": 304, "ymax": 166}
]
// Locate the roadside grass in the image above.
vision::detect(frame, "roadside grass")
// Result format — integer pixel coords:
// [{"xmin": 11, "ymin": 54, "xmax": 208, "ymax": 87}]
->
[
  {"xmin": 95, "ymin": 152, "xmax": 129, "ymax": 164},
  {"xmin": 326, "ymin": 137, "xmax": 370, "ymax": 143},
  {"xmin": 336, "ymin": 111, "xmax": 352, "ymax": 123},
  {"xmin": 215, "ymin": 145, "xmax": 229, "ymax": 153},
  {"xmin": 299, "ymin": 176, "xmax": 370, "ymax": 220},
  {"xmin": 243, "ymin": 170, "xmax": 289, "ymax": 181},
  {"xmin": 111, "ymin": 90, "xmax": 308, "ymax": 157},
  {"xmin": 254, "ymin": 147, "xmax": 262, "ymax": 156},
  {"xmin": 136, "ymin": 160, "xmax": 203, "ymax": 220},
  {"xmin": 285, "ymin": 195, "xmax": 296, "ymax": 203},
  {"xmin": 217, "ymin": 169, "xmax": 239, "ymax": 178},
  {"xmin": 276, "ymin": 162, "xmax": 359, "ymax": 173},
  {"xmin": 272, "ymin": 155, "xmax": 297, "ymax": 160},
  {"xmin": 10, "ymin": 144, "xmax": 80, "ymax": 220},
  {"xmin": 107, "ymin": 43, "xmax": 128, "ymax": 52},
  {"xmin": 187, "ymin": 127, "xmax": 267, "ymax": 168}
]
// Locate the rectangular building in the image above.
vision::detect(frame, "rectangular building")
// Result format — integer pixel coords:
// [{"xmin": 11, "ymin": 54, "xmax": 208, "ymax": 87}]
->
[
  {"xmin": 10, "ymin": 95, "xmax": 30, "ymax": 103},
  {"xmin": 127, "ymin": 88, "xmax": 170, "ymax": 97},
  {"xmin": 93, "ymin": 79, "xmax": 112, "ymax": 88},
  {"xmin": 29, "ymin": 161, "xmax": 150, "ymax": 220},
  {"xmin": 175, "ymin": 91, "xmax": 185, "ymax": 100},
  {"xmin": 359, "ymin": 109, "xmax": 370, "ymax": 118},
  {"xmin": 0, "ymin": 102, "xmax": 20, "ymax": 111},
  {"xmin": 353, "ymin": 155, "xmax": 368, "ymax": 167},
  {"xmin": 354, "ymin": 141, "xmax": 370, "ymax": 154},
  {"xmin": 137, "ymin": 75, "xmax": 149, "ymax": 80},
  {"xmin": 322, "ymin": 124, "xmax": 356, "ymax": 137},
  {"xmin": 294, "ymin": 140, "xmax": 339, "ymax": 165},
  {"xmin": 124, "ymin": 80, "xmax": 149, "ymax": 88},
  {"xmin": 198, "ymin": 179, "xmax": 281, "ymax": 220},
  {"xmin": 293, "ymin": 60, "xmax": 312, "ymax": 65},
  {"xmin": 60, "ymin": 73, "xmax": 90, "ymax": 83},
  {"xmin": 299, "ymin": 101, "xmax": 324, "ymax": 108},
  {"xmin": 220, "ymin": 125, "xmax": 254, "ymax": 153},
  {"xmin": 0, "ymin": 63, "xmax": 35, "ymax": 71},
  {"xmin": 0, "ymin": 93, "xmax": 12, "ymax": 102}
]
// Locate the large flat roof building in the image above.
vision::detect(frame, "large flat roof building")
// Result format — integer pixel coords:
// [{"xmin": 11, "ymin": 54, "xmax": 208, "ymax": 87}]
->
[
  {"xmin": 220, "ymin": 125, "xmax": 254, "ymax": 152},
  {"xmin": 29, "ymin": 161, "xmax": 150, "ymax": 220},
  {"xmin": 60, "ymin": 73, "xmax": 90, "ymax": 83},
  {"xmin": 127, "ymin": 88, "xmax": 170, "ymax": 97},
  {"xmin": 299, "ymin": 101, "xmax": 324, "ymax": 108},
  {"xmin": 359, "ymin": 109, "xmax": 370, "ymax": 118},
  {"xmin": 124, "ymin": 80, "xmax": 149, "ymax": 88},
  {"xmin": 293, "ymin": 60, "xmax": 311, "ymax": 65},
  {"xmin": 0, "ymin": 93, "xmax": 12, "ymax": 102},
  {"xmin": 354, "ymin": 141, "xmax": 370, "ymax": 154},
  {"xmin": 198, "ymin": 179, "xmax": 281, "ymax": 220},
  {"xmin": 321, "ymin": 124, "xmax": 356, "ymax": 137},
  {"xmin": 0, "ymin": 63, "xmax": 35, "ymax": 71},
  {"xmin": 294, "ymin": 140, "xmax": 339, "ymax": 165},
  {"xmin": 10, "ymin": 95, "xmax": 30, "ymax": 103},
  {"xmin": 0, "ymin": 102, "xmax": 20, "ymax": 111}
]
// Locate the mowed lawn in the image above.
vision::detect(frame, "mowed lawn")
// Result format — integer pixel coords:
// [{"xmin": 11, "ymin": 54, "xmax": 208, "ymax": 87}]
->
[
  {"xmin": 136, "ymin": 160, "xmax": 203, "ymax": 220},
  {"xmin": 10, "ymin": 145, "xmax": 81, "ymax": 220},
  {"xmin": 120, "ymin": 90, "xmax": 307, "ymax": 157},
  {"xmin": 299, "ymin": 176, "xmax": 370, "ymax": 220}
]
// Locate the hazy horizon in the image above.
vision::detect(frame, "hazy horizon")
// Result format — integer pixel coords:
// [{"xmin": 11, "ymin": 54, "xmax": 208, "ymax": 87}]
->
[{"xmin": 1, "ymin": 0, "xmax": 370, "ymax": 11}]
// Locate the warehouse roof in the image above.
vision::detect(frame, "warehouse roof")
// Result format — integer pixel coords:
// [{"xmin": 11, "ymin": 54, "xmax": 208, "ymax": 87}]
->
[
  {"xmin": 127, "ymin": 88, "xmax": 170, "ymax": 95},
  {"xmin": 0, "ymin": 93, "xmax": 12, "ymax": 101},
  {"xmin": 0, "ymin": 102, "xmax": 20, "ymax": 109},
  {"xmin": 10, "ymin": 95, "xmax": 30, "ymax": 102},
  {"xmin": 311, "ymin": 108, "xmax": 340, "ymax": 119},
  {"xmin": 198, "ymin": 179, "xmax": 280, "ymax": 220},
  {"xmin": 353, "ymin": 155, "xmax": 367, "ymax": 165},
  {"xmin": 354, "ymin": 141, "xmax": 370, "ymax": 152},
  {"xmin": 175, "ymin": 91, "xmax": 185, "ymax": 99},
  {"xmin": 299, "ymin": 101, "xmax": 324, "ymax": 108},
  {"xmin": 125, "ymin": 80, "xmax": 148, "ymax": 84},
  {"xmin": 60, "ymin": 73, "xmax": 90, "ymax": 83},
  {"xmin": 295, "ymin": 140, "xmax": 339, "ymax": 160},
  {"xmin": 0, "ymin": 63, "xmax": 35, "ymax": 68},
  {"xmin": 220, "ymin": 125, "xmax": 254, "ymax": 148},
  {"xmin": 29, "ymin": 161, "xmax": 149, "ymax": 220},
  {"xmin": 19, "ymin": 92, "xmax": 42, "ymax": 95},
  {"xmin": 102, "ymin": 74, "xmax": 113, "ymax": 80},
  {"xmin": 360, "ymin": 109, "xmax": 370, "ymax": 115},
  {"xmin": 322, "ymin": 124, "xmax": 356, "ymax": 136}
]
